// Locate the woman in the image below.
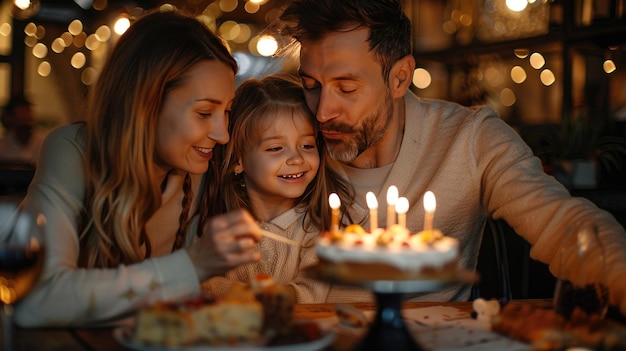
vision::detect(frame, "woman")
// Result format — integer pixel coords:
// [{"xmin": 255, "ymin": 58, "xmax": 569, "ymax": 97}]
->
[{"xmin": 14, "ymin": 9, "xmax": 262, "ymax": 327}]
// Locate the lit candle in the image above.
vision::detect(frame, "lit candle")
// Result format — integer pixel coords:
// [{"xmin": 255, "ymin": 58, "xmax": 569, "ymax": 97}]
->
[
  {"xmin": 395, "ymin": 197, "xmax": 409, "ymax": 229},
  {"xmin": 423, "ymin": 191, "xmax": 436, "ymax": 233},
  {"xmin": 366, "ymin": 192, "xmax": 378, "ymax": 231},
  {"xmin": 386, "ymin": 185, "xmax": 398, "ymax": 228},
  {"xmin": 329, "ymin": 193, "xmax": 341, "ymax": 233}
]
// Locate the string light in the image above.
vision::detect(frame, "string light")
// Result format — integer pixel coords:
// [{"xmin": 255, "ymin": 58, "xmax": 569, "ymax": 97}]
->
[
  {"xmin": 256, "ymin": 35, "xmax": 277, "ymax": 57},
  {"xmin": 412, "ymin": 68, "xmax": 432, "ymax": 89},
  {"xmin": 113, "ymin": 16, "xmax": 130, "ymax": 35},
  {"xmin": 529, "ymin": 52, "xmax": 545, "ymax": 69},
  {"xmin": 540, "ymin": 69, "xmax": 556, "ymax": 86},
  {"xmin": 12, "ymin": 0, "xmax": 40, "ymax": 20},
  {"xmin": 510, "ymin": 66, "xmax": 527, "ymax": 83},
  {"xmin": 603, "ymin": 59, "xmax": 616, "ymax": 74},
  {"xmin": 505, "ymin": 0, "xmax": 528, "ymax": 12}
]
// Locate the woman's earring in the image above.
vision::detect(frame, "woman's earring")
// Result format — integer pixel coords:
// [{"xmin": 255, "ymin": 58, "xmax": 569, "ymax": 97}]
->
[{"xmin": 234, "ymin": 171, "xmax": 246, "ymax": 188}]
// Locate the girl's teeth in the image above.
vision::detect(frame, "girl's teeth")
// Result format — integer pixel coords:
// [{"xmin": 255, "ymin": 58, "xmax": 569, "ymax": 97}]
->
[{"xmin": 281, "ymin": 173, "xmax": 304, "ymax": 179}]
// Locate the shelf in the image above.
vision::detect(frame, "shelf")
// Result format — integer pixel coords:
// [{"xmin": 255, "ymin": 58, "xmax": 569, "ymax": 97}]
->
[
  {"xmin": 408, "ymin": 0, "xmax": 626, "ymax": 127},
  {"xmin": 413, "ymin": 20, "xmax": 626, "ymax": 63}
]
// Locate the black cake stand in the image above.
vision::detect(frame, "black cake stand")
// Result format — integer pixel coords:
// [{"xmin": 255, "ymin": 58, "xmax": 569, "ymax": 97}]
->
[{"xmin": 308, "ymin": 266, "xmax": 477, "ymax": 351}]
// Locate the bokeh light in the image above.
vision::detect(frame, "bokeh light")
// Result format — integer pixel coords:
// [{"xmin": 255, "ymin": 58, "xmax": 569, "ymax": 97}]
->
[
  {"xmin": 32, "ymin": 42, "xmax": 47, "ymax": 58},
  {"xmin": 37, "ymin": 61, "xmax": 51, "ymax": 77},
  {"xmin": 68, "ymin": 19, "xmax": 83, "ymax": 36},
  {"xmin": 529, "ymin": 52, "xmax": 545, "ymax": 69},
  {"xmin": 71, "ymin": 52, "xmax": 86, "ymax": 69},
  {"xmin": 113, "ymin": 17, "xmax": 131, "ymax": 35},
  {"xmin": 506, "ymin": 0, "xmax": 528, "ymax": 12},
  {"xmin": 500, "ymin": 88, "xmax": 516, "ymax": 106},
  {"xmin": 514, "ymin": 48, "xmax": 529, "ymax": 59},
  {"xmin": 257, "ymin": 35, "xmax": 277, "ymax": 56},
  {"xmin": 603, "ymin": 59, "xmax": 616, "ymax": 73},
  {"xmin": 510, "ymin": 66, "xmax": 527, "ymax": 83},
  {"xmin": 412, "ymin": 68, "xmax": 432, "ymax": 89},
  {"xmin": 540, "ymin": 69, "xmax": 555, "ymax": 86}
]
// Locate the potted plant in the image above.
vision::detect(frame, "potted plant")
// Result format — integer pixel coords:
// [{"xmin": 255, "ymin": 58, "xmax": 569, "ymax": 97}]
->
[{"xmin": 529, "ymin": 113, "xmax": 626, "ymax": 189}]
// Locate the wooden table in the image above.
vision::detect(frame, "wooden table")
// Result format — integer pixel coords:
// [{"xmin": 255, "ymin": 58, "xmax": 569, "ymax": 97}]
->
[{"xmin": 4, "ymin": 299, "xmax": 554, "ymax": 350}]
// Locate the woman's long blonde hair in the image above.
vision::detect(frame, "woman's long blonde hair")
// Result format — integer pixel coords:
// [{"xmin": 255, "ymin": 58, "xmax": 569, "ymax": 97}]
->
[{"xmin": 78, "ymin": 9, "xmax": 237, "ymax": 268}]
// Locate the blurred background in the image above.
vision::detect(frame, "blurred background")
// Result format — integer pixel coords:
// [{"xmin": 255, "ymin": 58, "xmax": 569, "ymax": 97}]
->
[
  {"xmin": 0, "ymin": 0, "xmax": 625, "ymax": 300},
  {"xmin": 0, "ymin": 0, "xmax": 625, "ymax": 196}
]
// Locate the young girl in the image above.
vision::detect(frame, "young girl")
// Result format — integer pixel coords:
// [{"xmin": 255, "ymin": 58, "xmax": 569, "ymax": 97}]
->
[{"xmin": 202, "ymin": 74, "xmax": 354, "ymax": 303}]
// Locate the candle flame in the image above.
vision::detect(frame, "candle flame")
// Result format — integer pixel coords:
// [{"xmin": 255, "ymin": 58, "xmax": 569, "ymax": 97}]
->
[
  {"xmin": 395, "ymin": 197, "xmax": 409, "ymax": 214},
  {"xmin": 386, "ymin": 185, "xmax": 398, "ymax": 206},
  {"xmin": 366, "ymin": 192, "xmax": 378, "ymax": 209},
  {"xmin": 424, "ymin": 191, "xmax": 436, "ymax": 212},
  {"xmin": 329, "ymin": 193, "xmax": 341, "ymax": 209}
]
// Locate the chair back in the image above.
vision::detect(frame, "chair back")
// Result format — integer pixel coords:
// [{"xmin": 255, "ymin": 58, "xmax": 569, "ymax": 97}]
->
[{"xmin": 471, "ymin": 218, "xmax": 513, "ymax": 301}]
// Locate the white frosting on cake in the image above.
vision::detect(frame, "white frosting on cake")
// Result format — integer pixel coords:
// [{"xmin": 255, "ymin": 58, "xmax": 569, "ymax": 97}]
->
[{"xmin": 317, "ymin": 224, "xmax": 459, "ymax": 272}]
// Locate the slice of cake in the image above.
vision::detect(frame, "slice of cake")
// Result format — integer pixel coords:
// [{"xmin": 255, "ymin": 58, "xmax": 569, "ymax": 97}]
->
[
  {"xmin": 193, "ymin": 284, "xmax": 264, "ymax": 344},
  {"xmin": 134, "ymin": 301, "xmax": 197, "ymax": 347},
  {"xmin": 134, "ymin": 284, "xmax": 263, "ymax": 347}
]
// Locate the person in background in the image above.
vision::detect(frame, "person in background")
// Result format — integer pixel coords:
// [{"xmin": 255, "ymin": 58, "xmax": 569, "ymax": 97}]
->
[
  {"xmin": 202, "ymin": 74, "xmax": 356, "ymax": 303},
  {"xmin": 0, "ymin": 96, "xmax": 45, "ymax": 165},
  {"xmin": 276, "ymin": 0, "xmax": 626, "ymax": 314},
  {"xmin": 14, "ymin": 9, "xmax": 264, "ymax": 327}
]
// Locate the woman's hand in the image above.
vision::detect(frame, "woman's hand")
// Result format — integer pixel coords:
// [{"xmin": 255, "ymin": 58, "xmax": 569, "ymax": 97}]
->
[{"xmin": 186, "ymin": 209, "xmax": 262, "ymax": 281}]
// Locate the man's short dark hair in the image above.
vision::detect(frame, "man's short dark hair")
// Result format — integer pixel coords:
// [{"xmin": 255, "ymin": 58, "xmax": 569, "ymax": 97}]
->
[{"xmin": 277, "ymin": 0, "xmax": 412, "ymax": 81}]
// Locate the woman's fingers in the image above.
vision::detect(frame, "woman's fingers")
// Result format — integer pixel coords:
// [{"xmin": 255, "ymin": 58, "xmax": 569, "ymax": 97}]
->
[
  {"xmin": 237, "ymin": 237, "xmax": 256, "ymax": 252},
  {"xmin": 187, "ymin": 209, "xmax": 262, "ymax": 280},
  {"xmin": 209, "ymin": 209, "xmax": 263, "ymax": 243},
  {"xmin": 227, "ymin": 247, "xmax": 262, "ymax": 267}
]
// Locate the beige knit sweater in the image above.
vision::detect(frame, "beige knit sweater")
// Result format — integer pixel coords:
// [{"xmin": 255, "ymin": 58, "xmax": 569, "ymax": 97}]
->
[{"xmin": 202, "ymin": 207, "xmax": 332, "ymax": 303}]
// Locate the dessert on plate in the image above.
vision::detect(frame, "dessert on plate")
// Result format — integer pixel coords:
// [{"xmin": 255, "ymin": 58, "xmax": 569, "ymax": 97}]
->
[
  {"xmin": 133, "ymin": 275, "xmax": 298, "ymax": 347},
  {"xmin": 252, "ymin": 273, "xmax": 296, "ymax": 337},
  {"xmin": 491, "ymin": 302, "xmax": 626, "ymax": 350},
  {"xmin": 133, "ymin": 284, "xmax": 263, "ymax": 347}
]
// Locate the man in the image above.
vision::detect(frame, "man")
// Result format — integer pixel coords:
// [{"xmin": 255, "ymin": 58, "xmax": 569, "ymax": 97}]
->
[{"xmin": 277, "ymin": 0, "xmax": 626, "ymax": 314}]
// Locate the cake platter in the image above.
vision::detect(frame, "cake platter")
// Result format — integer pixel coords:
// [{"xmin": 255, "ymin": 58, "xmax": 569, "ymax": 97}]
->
[
  {"xmin": 307, "ymin": 263, "xmax": 478, "ymax": 351},
  {"xmin": 113, "ymin": 320, "xmax": 335, "ymax": 351}
]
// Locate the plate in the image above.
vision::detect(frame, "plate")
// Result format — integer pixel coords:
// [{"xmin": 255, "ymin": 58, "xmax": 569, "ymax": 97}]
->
[{"xmin": 113, "ymin": 321, "xmax": 335, "ymax": 351}]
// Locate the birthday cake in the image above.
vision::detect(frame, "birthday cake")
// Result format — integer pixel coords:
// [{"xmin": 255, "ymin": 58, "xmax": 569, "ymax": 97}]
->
[{"xmin": 316, "ymin": 223, "xmax": 459, "ymax": 281}]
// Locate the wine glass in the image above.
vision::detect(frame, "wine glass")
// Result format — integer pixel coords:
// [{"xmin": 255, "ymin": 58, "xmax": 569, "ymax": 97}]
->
[
  {"xmin": 0, "ymin": 198, "xmax": 46, "ymax": 351},
  {"xmin": 553, "ymin": 224, "xmax": 608, "ymax": 319}
]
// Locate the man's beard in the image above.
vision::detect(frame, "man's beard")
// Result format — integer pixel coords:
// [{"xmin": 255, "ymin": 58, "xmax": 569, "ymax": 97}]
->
[{"xmin": 324, "ymin": 90, "xmax": 394, "ymax": 164}]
